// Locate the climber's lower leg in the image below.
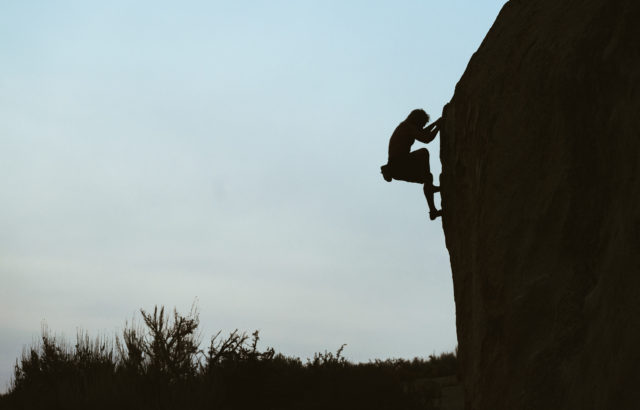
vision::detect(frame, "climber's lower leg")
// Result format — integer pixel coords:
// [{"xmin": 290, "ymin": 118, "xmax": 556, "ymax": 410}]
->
[
  {"xmin": 418, "ymin": 151, "xmax": 439, "ymax": 193},
  {"xmin": 423, "ymin": 183, "xmax": 442, "ymax": 220}
]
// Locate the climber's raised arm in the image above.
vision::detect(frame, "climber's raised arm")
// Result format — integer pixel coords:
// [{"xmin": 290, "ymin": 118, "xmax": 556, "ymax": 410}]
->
[{"xmin": 414, "ymin": 117, "xmax": 441, "ymax": 144}]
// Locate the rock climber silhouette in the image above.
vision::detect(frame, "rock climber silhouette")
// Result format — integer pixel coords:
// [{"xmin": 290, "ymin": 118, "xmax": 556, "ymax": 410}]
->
[{"xmin": 381, "ymin": 109, "xmax": 442, "ymax": 220}]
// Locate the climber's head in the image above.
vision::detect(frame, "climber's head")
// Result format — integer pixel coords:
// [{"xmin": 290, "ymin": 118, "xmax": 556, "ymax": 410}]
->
[{"xmin": 406, "ymin": 109, "xmax": 430, "ymax": 128}]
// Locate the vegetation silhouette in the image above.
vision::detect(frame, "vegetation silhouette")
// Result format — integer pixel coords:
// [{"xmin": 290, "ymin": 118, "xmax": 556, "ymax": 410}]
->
[
  {"xmin": 381, "ymin": 109, "xmax": 442, "ymax": 220},
  {"xmin": 1, "ymin": 304, "xmax": 457, "ymax": 410}
]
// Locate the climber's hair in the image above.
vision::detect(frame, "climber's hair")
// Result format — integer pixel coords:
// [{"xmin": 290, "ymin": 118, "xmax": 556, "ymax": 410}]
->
[{"xmin": 406, "ymin": 109, "xmax": 430, "ymax": 128}]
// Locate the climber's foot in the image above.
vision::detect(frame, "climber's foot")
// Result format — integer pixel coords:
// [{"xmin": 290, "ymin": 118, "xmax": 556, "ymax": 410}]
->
[
  {"xmin": 431, "ymin": 185, "xmax": 440, "ymax": 193},
  {"xmin": 381, "ymin": 164, "xmax": 393, "ymax": 182},
  {"xmin": 429, "ymin": 210, "xmax": 443, "ymax": 220}
]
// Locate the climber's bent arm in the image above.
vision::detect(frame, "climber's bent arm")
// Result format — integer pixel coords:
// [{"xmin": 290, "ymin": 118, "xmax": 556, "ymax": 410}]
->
[{"xmin": 414, "ymin": 118, "xmax": 441, "ymax": 144}]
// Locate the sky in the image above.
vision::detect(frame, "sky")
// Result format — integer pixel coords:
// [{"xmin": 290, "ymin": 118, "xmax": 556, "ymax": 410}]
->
[{"xmin": 0, "ymin": 0, "xmax": 506, "ymax": 392}]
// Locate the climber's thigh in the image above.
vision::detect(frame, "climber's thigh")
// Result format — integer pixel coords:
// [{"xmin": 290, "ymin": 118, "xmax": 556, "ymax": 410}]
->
[{"xmin": 392, "ymin": 149, "xmax": 431, "ymax": 184}]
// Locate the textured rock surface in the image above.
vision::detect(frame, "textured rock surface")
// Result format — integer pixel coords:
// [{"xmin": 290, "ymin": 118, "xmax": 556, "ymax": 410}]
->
[{"xmin": 440, "ymin": 1, "xmax": 640, "ymax": 409}]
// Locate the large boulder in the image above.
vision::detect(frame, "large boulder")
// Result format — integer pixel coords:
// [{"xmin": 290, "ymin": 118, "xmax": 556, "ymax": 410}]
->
[{"xmin": 440, "ymin": 0, "xmax": 640, "ymax": 408}]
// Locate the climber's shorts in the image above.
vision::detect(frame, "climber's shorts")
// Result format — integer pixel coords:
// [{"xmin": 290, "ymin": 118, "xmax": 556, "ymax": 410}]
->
[{"xmin": 387, "ymin": 148, "xmax": 433, "ymax": 184}]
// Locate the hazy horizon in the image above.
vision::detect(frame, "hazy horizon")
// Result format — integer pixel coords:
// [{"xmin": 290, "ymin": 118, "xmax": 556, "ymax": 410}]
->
[{"xmin": 0, "ymin": 0, "xmax": 506, "ymax": 392}]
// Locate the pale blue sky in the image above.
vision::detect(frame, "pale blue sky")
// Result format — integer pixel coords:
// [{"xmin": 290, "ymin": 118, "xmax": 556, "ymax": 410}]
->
[{"xmin": 0, "ymin": 0, "xmax": 505, "ymax": 391}]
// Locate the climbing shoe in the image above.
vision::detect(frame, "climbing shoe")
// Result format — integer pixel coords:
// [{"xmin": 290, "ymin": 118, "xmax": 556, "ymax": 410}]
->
[
  {"xmin": 380, "ymin": 164, "xmax": 393, "ymax": 182},
  {"xmin": 429, "ymin": 210, "xmax": 443, "ymax": 220}
]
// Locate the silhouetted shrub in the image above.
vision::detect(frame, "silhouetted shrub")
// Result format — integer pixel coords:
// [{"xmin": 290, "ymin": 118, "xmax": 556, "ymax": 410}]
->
[
  {"xmin": 124, "ymin": 304, "xmax": 200, "ymax": 382},
  {"xmin": 0, "ymin": 305, "xmax": 458, "ymax": 410}
]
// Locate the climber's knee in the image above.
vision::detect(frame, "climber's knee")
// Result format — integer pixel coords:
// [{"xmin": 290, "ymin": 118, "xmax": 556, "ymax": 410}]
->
[{"xmin": 380, "ymin": 164, "xmax": 393, "ymax": 182}]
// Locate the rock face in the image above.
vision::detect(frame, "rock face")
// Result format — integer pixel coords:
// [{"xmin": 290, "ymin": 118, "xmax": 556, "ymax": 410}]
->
[{"xmin": 440, "ymin": 1, "xmax": 640, "ymax": 409}]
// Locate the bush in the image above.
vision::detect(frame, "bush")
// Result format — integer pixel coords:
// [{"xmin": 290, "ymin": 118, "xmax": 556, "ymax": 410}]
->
[{"xmin": 1, "ymin": 305, "xmax": 458, "ymax": 410}]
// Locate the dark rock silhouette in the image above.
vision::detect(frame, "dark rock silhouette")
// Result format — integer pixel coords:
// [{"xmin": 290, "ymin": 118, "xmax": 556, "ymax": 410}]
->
[
  {"xmin": 440, "ymin": 1, "xmax": 640, "ymax": 409},
  {"xmin": 382, "ymin": 109, "xmax": 442, "ymax": 220}
]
